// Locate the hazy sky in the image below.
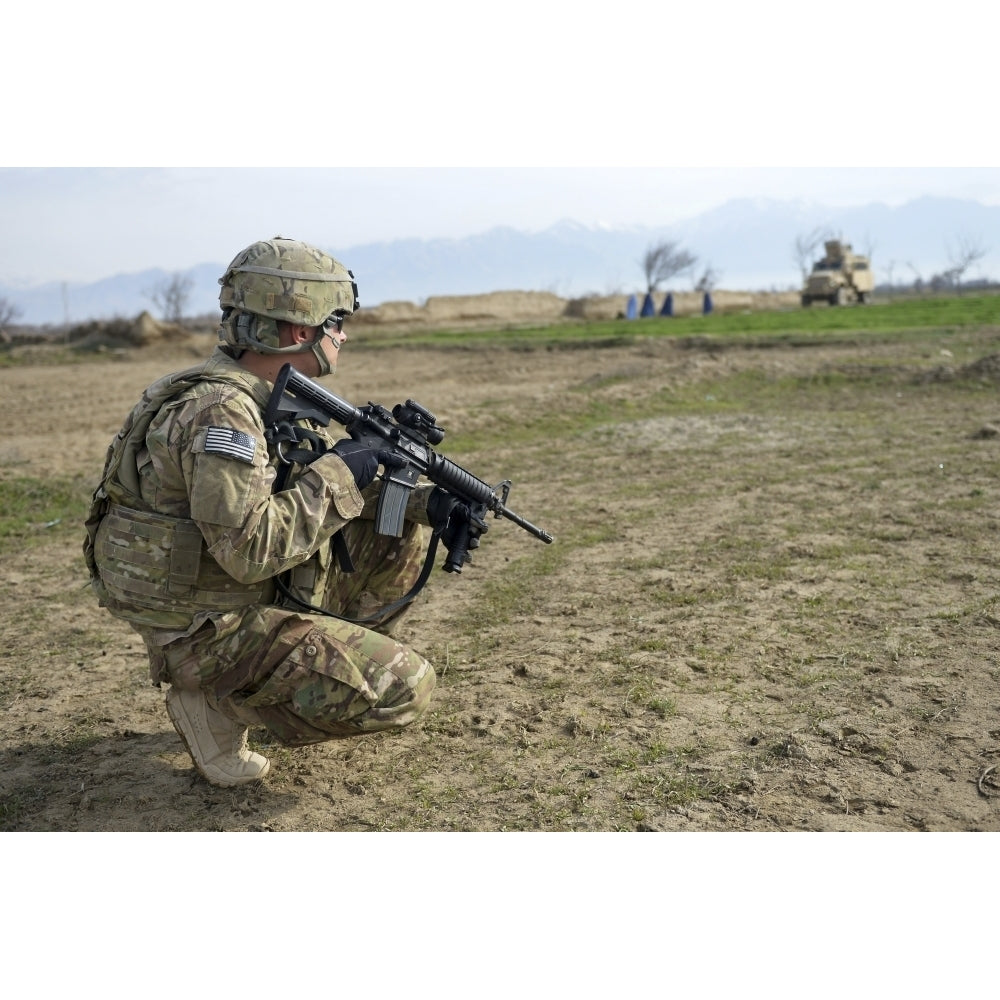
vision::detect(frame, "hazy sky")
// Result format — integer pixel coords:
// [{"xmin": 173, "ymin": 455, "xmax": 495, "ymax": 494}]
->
[
  {"xmin": 3, "ymin": 166, "xmax": 998, "ymax": 287},
  {"xmin": 3, "ymin": 4, "xmax": 997, "ymax": 287}
]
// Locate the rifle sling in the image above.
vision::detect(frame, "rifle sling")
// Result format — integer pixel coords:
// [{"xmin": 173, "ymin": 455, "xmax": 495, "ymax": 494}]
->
[{"xmin": 275, "ymin": 532, "xmax": 440, "ymax": 626}]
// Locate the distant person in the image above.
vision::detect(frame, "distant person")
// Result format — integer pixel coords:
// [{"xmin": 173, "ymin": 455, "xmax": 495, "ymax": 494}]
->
[{"xmin": 84, "ymin": 237, "xmax": 460, "ymax": 787}]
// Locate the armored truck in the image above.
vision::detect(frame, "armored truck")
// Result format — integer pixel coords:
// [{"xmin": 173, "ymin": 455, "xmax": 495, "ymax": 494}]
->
[{"xmin": 801, "ymin": 240, "xmax": 873, "ymax": 306}]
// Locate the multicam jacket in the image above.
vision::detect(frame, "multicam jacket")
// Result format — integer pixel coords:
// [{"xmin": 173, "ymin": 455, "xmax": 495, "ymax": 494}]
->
[{"xmin": 84, "ymin": 349, "xmax": 367, "ymax": 631}]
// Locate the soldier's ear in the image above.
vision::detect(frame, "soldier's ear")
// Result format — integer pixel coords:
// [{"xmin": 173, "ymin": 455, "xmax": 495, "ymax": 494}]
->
[{"xmin": 276, "ymin": 322, "xmax": 312, "ymax": 346}]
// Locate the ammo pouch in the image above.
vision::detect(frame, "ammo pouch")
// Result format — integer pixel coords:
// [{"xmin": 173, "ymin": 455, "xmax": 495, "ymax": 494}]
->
[{"xmin": 94, "ymin": 504, "xmax": 272, "ymax": 617}]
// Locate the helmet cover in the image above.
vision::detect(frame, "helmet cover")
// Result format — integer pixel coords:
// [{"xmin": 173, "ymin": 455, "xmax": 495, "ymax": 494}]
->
[{"xmin": 217, "ymin": 237, "xmax": 359, "ymax": 374}]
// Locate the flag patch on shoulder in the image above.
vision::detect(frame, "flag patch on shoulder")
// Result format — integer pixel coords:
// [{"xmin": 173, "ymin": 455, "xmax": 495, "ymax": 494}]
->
[{"xmin": 204, "ymin": 426, "xmax": 257, "ymax": 464}]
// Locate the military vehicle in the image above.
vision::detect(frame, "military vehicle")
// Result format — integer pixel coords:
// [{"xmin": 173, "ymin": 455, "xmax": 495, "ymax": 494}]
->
[{"xmin": 801, "ymin": 240, "xmax": 874, "ymax": 306}]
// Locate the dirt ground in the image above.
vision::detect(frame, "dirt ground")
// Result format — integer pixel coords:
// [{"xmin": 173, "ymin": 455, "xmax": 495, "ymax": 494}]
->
[{"xmin": 3, "ymin": 320, "xmax": 1000, "ymax": 833}]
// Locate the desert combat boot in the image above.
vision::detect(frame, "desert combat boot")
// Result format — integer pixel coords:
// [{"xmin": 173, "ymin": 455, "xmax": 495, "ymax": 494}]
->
[{"xmin": 166, "ymin": 687, "xmax": 270, "ymax": 787}]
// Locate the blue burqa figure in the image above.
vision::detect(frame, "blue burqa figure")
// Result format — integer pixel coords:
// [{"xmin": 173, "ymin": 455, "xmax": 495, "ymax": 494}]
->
[
  {"xmin": 640, "ymin": 292, "xmax": 655, "ymax": 317},
  {"xmin": 703, "ymin": 291, "xmax": 713, "ymax": 315},
  {"xmin": 626, "ymin": 294, "xmax": 638, "ymax": 320},
  {"xmin": 660, "ymin": 292, "xmax": 674, "ymax": 317}
]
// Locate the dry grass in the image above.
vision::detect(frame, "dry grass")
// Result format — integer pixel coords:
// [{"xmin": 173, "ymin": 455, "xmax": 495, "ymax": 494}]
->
[{"xmin": 3, "ymin": 313, "xmax": 1000, "ymax": 831}]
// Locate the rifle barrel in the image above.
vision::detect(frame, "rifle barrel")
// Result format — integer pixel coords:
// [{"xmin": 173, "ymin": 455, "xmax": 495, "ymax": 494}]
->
[{"xmin": 500, "ymin": 508, "xmax": 554, "ymax": 543}]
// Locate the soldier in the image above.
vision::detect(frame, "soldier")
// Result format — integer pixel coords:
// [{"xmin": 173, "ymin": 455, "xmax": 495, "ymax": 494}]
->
[{"xmin": 84, "ymin": 237, "xmax": 447, "ymax": 787}]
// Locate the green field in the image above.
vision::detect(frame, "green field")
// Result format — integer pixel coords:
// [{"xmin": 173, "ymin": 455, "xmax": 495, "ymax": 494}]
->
[{"xmin": 367, "ymin": 293, "xmax": 1000, "ymax": 349}]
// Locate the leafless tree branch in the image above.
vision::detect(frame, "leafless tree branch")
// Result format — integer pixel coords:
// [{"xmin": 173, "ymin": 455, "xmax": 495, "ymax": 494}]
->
[
  {"xmin": 144, "ymin": 272, "xmax": 194, "ymax": 324},
  {"xmin": 792, "ymin": 227, "xmax": 833, "ymax": 283},
  {"xmin": 640, "ymin": 240, "xmax": 698, "ymax": 293},
  {"xmin": 947, "ymin": 233, "xmax": 989, "ymax": 291},
  {"xmin": 0, "ymin": 295, "xmax": 22, "ymax": 338}
]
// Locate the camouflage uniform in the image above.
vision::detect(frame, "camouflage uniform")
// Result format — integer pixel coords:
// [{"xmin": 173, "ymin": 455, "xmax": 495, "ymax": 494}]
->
[{"xmin": 85, "ymin": 347, "xmax": 436, "ymax": 747}]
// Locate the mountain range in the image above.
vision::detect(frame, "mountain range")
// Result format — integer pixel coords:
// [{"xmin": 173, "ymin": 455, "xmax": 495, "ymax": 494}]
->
[{"xmin": 4, "ymin": 196, "xmax": 999, "ymax": 327}]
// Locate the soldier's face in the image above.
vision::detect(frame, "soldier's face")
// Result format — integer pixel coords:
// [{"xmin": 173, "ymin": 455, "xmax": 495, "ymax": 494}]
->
[{"xmin": 316, "ymin": 321, "xmax": 347, "ymax": 372}]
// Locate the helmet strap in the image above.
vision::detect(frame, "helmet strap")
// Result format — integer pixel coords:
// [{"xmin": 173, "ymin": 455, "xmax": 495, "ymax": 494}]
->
[
  {"xmin": 221, "ymin": 309, "xmax": 334, "ymax": 375},
  {"xmin": 236, "ymin": 310, "xmax": 256, "ymax": 344},
  {"xmin": 309, "ymin": 329, "xmax": 335, "ymax": 377}
]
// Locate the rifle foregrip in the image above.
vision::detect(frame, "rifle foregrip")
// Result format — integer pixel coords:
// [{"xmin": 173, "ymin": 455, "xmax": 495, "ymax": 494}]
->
[{"xmin": 429, "ymin": 455, "xmax": 553, "ymax": 543}]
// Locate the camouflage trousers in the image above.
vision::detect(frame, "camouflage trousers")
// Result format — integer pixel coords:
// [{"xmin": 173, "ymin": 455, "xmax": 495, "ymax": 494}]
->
[{"xmin": 139, "ymin": 519, "xmax": 436, "ymax": 746}]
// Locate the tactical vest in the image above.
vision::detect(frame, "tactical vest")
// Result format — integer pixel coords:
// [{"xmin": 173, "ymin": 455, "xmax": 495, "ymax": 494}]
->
[{"xmin": 83, "ymin": 354, "xmax": 278, "ymax": 629}]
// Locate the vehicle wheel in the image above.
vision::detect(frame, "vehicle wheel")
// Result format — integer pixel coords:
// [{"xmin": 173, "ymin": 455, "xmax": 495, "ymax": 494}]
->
[
  {"xmin": 858, "ymin": 292, "xmax": 869, "ymax": 304},
  {"xmin": 801, "ymin": 296, "xmax": 811, "ymax": 307}
]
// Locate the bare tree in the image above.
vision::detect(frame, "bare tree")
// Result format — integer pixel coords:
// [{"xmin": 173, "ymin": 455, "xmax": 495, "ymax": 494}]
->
[
  {"xmin": 640, "ymin": 240, "xmax": 697, "ymax": 294},
  {"xmin": 0, "ymin": 295, "xmax": 22, "ymax": 328},
  {"xmin": 0, "ymin": 296, "xmax": 22, "ymax": 343},
  {"xmin": 792, "ymin": 227, "xmax": 833, "ymax": 283},
  {"xmin": 947, "ymin": 234, "xmax": 989, "ymax": 292},
  {"xmin": 929, "ymin": 267, "xmax": 962, "ymax": 292},
  {"xmin": 145, "ymin": 272, "xmax": 194, "ymax": 324},
  {"xmin": 694, "ymin": 264, "xmax": 721, "ymax": 292},
  {"xmin": 883, "ymin": 259, "xmax": 898, "ymax": 290}
]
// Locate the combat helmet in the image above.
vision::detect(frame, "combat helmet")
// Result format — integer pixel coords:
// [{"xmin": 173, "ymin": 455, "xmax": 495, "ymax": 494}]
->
[{"xmin": 217, "ymin": 237, "xmax": 359, "ymax": 375}]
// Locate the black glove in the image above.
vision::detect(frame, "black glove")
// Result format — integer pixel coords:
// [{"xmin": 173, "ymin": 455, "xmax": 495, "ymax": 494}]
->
[
  {"xmin": 428, "ymin": 488, "xmax": 473, "ymax": 546},
  {"xmin": 332, "ymin": 438, "xmax": 380, "ymax": 490},
  {"xmin": 427, "ymin": 487, "xmax": 459, "ymax": 532},
  {"xmin": 427, "ymin": 487, "xmax": 481, "ymax": 572}
]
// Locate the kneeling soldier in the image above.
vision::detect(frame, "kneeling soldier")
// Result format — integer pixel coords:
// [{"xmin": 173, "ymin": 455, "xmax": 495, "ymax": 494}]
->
[{"xmin": 85, "ymin": 237, "xmax": 438, "ymax": 786}]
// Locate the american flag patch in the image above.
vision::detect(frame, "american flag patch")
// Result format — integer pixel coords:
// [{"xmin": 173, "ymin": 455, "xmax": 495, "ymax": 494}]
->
[{"xmin": 204, "ymin": 426, "xmax": 257, "ymax": 464}]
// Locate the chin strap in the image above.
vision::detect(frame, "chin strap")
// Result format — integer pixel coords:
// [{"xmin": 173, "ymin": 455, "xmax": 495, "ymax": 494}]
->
[{"xmin": 309, "ymin": 330, "xmax": 335, "ymax": 376}]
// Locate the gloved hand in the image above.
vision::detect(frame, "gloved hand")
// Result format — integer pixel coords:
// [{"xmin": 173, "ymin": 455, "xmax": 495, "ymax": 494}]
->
[
  {"xmin": 427, "ymin": 487, "xmax": 480, "ymax": 572},
  {"xmin": 427, "ymin": 488, "xmax": 471, "ymax": 546},
  {"xmin": 332, "ymin": 438, "xmax": 380, "ymax": 490},
  {"xmin": 427, "ymin": 487, "xmax": 458, "ymax": 531}
]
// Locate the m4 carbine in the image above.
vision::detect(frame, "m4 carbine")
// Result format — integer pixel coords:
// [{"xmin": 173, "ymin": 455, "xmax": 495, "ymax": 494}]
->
[{"xmin": 264, "ymin": 363, "xmax": 553, "ymax": 575}]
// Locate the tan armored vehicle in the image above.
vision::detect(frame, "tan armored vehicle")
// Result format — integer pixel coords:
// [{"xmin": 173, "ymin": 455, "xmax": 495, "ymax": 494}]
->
[{"xmin": 801, "ymin": 240, "xmax": 874, "ymax": 306}]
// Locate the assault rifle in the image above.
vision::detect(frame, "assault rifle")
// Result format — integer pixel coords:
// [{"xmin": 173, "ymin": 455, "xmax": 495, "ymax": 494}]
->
[{"xmin": 263, "ymin": 363, "xmax": 553, "ymax": 576}]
